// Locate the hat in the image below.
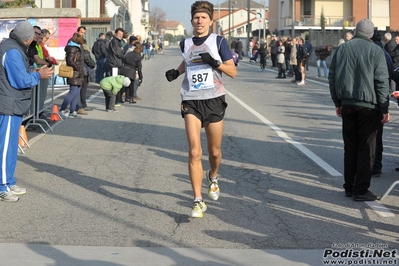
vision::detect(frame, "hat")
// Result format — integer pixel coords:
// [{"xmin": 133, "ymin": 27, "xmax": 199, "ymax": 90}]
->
[
  {"xmin": 371, "ymin": 29, "xmax": 381, "ymax": 42},
  {"xmin": 13, "ymin": 21, "xmax": 34, "ymax": 41},
  {"xmin": 122, "ymin": 77, "xmax": 131, "ymax": 87},
  {"xmin": 355, "ymin": 19, "xmax": 374, "ymax": 38}
]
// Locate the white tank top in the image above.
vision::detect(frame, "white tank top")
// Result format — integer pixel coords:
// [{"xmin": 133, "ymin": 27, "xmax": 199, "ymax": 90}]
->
[{"xmin": 180, "ymin": 34, "xmax": 226, "ymax": 101}]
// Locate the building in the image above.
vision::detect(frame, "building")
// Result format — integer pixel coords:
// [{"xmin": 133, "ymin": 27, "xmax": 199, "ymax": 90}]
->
[
  {"xmin": 269, "ymin": 0, "xmax": 399, "ymax": 36},
  {"xmin": 160, "ymin": 20, "xmax": 185, "ymax": 38},
  {"xmin": 212, "ymin": 0, "xmax": 269, "ymax": 42}
]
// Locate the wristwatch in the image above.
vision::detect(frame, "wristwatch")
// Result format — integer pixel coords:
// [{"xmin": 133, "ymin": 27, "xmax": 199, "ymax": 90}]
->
[{"xmin": 214, "ymin": 60, "xmax": 221, "ymax": 68}]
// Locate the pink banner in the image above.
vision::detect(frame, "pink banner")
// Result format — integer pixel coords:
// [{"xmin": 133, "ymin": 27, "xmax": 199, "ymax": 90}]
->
[{"xmin": 58, "ymin": 18, "xmax": 79, "ymax": 47}]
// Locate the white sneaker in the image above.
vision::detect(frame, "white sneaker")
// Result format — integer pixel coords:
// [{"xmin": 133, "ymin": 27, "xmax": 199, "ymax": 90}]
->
[
  {"xmin": 0, "ymin": 191, "xmax": 19, "ymax": 202},
  {"xmin": 68, "ymin": 111, "xmax": 81, "ymax": 119},
  {"xmin": 59, "ymin": 110, "xmax": 68, "ymax": 119},
  {"xmin": 205, "ymin": 170, "xmax": 220, "ymax": 201},
  {"xmin": 10, "ymin": 185, "xmax": 26, "ymax": 195},
  {"xmin": 297, "ymin": 81, "xmax": 306, "ymax": 86}
]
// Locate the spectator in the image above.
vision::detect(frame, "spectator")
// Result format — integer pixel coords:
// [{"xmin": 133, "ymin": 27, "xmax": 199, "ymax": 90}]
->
[
  {"xmin": 345, "ymin": 31, "xmax": 353, "ymax": 41},
  {"xmin": 383, "ymin": 33, "xmax": 396, "ymax": 54},
  {"xmin": 329, "ymin": 19, "xmax": 390, "ymax": 201},
  {"xmin": 257, "ymin": 40, "xmax": 267, "ymax": 71},
  {"xmin": 0, "ymin": 21, "xmax": 53, "ymax": 202},
  {"xmin": 289, "ymin": 38, "xmax": 298, "ymax": 82},
  {"xmin": 76, "ymin": 40, "xmax": 96, "ymax": 114},
  {"xmin": 315, "ymin": 44, "xmax": 333, "ymax": 78},
  {"xmin": 235, "ymin": 38, "xmax": 243, "ymax": 60},
  {"xmin": 59, "ymin": 34, "xmax": 85, "ymax": 119},
  {"xmin": 370, "ymin": 30, "xmax": 393, "ymax": 177},
  {"xmin": 296, "ymin": 37, "xmax": 307, "ymax": 85},
  {"xmin": 275, "ymin": 39, "xmax": 286, "ymax": 79},
  {"xmin": 100, "ymin": 75, "xmax": 131, "ymax": 112},
  {"xmin": 285, "ymin": 37, "xmax": 292, "ymax": 76},
  {"xmin": 92, "ymin": 33, "xmax": 109, "ymax": 83},
  {"xmin": 107, "ymin": 28, "xmax": 125, "ymax": 105},
  {"xmin": 121, "ymin": 43, "xmax": 143, "ymax": 103},
  {"xmin": 387, "ymin": 35, "xmax": 399, "ymax": 68},
  {"xmin": 304, "ymin": 35, "xmax": 313, "ymax": 71},
  {"xmin": 269, "ymin": 35, "xmax": 278, "ymax": 67}
]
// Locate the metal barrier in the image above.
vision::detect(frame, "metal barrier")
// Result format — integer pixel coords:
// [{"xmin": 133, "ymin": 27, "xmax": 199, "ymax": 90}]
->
[{"xmin": 23, "ymin": 69, "xmax": 63, "ymax": 133}]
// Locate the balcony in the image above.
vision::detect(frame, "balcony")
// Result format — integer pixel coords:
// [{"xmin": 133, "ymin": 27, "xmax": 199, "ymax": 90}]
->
[{"xmin": 283, "ymin": 15, "xmax": 355, "ymax": 28}]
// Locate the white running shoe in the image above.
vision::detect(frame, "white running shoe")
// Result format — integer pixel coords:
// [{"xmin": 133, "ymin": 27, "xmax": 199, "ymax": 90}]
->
[
  {"xmin": 190, "ymin": 201, "xmax": 207, "ymax": 218},
  {"xmin": 205, "ymin": 170, "xmax": 220, "ymax": 201}
]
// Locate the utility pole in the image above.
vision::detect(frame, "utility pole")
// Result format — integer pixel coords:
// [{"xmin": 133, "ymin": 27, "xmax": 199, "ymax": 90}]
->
[
  {"xmin": 247, "ymin": 0, "xmax": 250, "ymax": 48},
  {"xmin": 228, "ymin": 0, "xmax": 231, "ymax": 44},
  {"xmin": 291, "ymin": 0, "xmax": 295, "ymax": 37}
]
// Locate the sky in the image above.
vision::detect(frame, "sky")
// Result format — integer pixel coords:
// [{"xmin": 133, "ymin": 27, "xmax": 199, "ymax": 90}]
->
[{"xmin": 149, "ymin": 0, "xmax": 268, "ymax": 32}]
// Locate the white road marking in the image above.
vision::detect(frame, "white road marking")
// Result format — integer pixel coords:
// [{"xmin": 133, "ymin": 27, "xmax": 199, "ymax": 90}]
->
[
  {"xmin": 366, "ymin": 201, "xmax": 395, "ymax": 217},
  {"xmin": 226, "ymin": 89, "xmax": 342, "ymax": 177}
]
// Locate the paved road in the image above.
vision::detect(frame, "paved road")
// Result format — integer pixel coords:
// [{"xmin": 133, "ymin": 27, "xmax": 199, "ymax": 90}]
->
[{"xmin": 1, "ymin": 47, "xmax": 398, "ymax": 266}]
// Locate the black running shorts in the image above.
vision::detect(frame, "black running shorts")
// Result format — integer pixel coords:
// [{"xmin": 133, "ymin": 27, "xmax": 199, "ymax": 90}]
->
[{"xmin": 181, "ymin": 95, "xmax": 228, "ymax": 128}]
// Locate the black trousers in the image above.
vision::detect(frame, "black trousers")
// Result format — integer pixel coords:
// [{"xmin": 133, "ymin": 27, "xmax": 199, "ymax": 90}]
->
[
  {"xmin": 342, "ymin": 106, "xmax": 380, "ymax": 195},
  {"xmin": 372, "ymin": 122, "xmax": 383, "ymax": 172},
  {"xmin": 102, "ymin": 89, "xmax": 115, "ymax": 110}
]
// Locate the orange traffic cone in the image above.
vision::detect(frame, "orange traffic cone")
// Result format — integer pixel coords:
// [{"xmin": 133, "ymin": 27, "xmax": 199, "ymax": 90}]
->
[
  {"xmin": 18, "ymin": 125, "xmax": 29, "ymax": 147},
  {"xmin": 49, "ymin": 104, "xmax": 61, "ymax": 121}
]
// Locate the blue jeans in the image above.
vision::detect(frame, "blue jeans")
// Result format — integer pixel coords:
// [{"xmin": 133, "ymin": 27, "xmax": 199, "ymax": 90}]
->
[
  {"xmin": 95, "ymin": 58, "xmax": 107, "ymax": 83},
  {"xmin": 61, "ymin": 85, "xmax": 81, "ymax": 113},
  {"xmin": 317, "ymin": 60, "xmax": 328, "ymax": 77}
]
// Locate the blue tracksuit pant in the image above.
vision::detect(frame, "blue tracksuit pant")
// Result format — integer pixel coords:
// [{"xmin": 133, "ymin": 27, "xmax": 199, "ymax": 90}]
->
[{"xmin": 0, "ymin": 115, "xmax": 22, "ymax": 192}]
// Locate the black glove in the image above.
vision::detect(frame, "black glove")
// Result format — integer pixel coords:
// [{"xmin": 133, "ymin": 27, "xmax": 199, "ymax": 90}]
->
[
  {"xmin": 138, "ymin": 79, "xmax": 142, "ymax": 86},
  {"xmin": 165, "ymin": 69, "xmax": 179, "ymax": 82},
  {"xmin": 199, "ymin": 53, "xmax": 220, "ymax": 68}
]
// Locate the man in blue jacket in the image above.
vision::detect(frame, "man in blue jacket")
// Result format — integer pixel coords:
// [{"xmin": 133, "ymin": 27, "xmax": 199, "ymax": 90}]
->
[
  {"xmin": 0, "ymin": 21, "xmax": 53, "ymax": 202},
  {"xmin": 329, "ymin": 19, "xmax": 390, "ymax": 201}
]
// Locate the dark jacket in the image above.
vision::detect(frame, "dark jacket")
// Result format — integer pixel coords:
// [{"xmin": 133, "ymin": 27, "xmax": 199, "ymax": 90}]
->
[
  {"xmin": 107, "ymin": 37, "xmax": 124, "ymax": 69},
  {"xmin": 65, "ymin": 42, "xmax": 84, "ymax": 86},
  {"xmin": 304, "ymin": 40, "xmax": 313, "ymax": 56},
  {"xmin": 91, "ymin": 38, "xmax": 108, "ymax": 61},
  {"xmin": 329, "ymin": 35, "xmax": 389, "ymax": 114},
  {"xmin": 269, "ymin": 40, "xmax": 278, "ymax": 54},
  {"xmin": 315, "ymin": 45, "xmax": 332, "ymax": 60},
  {"xmin": 82, "ymin": 46, "xmax": 96, "ymax": 81},
  {"xmin": 296, "ymin": 44, "xmax": 307, "ymax": 61},
  {"xmin": 388, "ymin": 45, "xmax": 399, "ymax": 68},
  {"xmin": 384, "ymin": 39, "xmax": 396, "ymax": 53},
  {"xmin": 284, "ymin": 41, "xmax": 291, "ymax": 59},
  {"xmin": 257, "ymin": 43, "xmax": 267, "ymax": 55},
  {"xmin": 120, "ymin": 51, "xmax": 143, "ymax": 81},
  {"xmin": 0, "ymin": 36, "xmax": 33, "ymax": 115}
]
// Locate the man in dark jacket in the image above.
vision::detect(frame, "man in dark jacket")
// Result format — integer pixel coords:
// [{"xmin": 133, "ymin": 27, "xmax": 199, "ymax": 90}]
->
[
  {"xmin": 0, "ymin": 21, "xmax": 53, "ymax": 202},
  {"xmin": 388, "ymin": 35, "xmax": 399, "ymax": 68},
  {"xmin": 107, "ymin": 28, "xmax": 125, "ymax": 105},
  {"xmin": 370, "ymin": 30, "xmax": 393, "ymax": 177},
  {"xmin": 269, "ymin": 35, "xmax": 278, "ymax": 67},
  {"xmin": 304, "ymin": 36, "xmax": 313, "ymax": 70},
  {"xmin": 383, "ymin": 33, "xmax": 396, "ymax": 54},
  {"xmin": 107, "ymin": 28, "xmax": 124, "ymax": 75},
  {"xmin": 329, "ymin": 19, "xmax": 390, "ymax": 202},
  {"xmin": 315, "ymin": 45, "xmax": 332, "ymax": 78},
  {"xmin": 92, "ymin": 33, "xmax": 108, "ymax": 83}
]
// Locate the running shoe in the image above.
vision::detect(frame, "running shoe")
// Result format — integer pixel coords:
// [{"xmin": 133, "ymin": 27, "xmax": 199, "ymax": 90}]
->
[
  {"xmin": 190, "ymin": 201, "xmax": 207, "ymax": 218},
  {"xmin": 10, "ymin": 185, "xmax": 26, "ymax": 195},
  {"xmin": 205, "ymin": 170, "xmax": 220, "ymax": 201},
  {"xmin": 0, "ymin": 191, "xmax": 19, "ymax": 202}
]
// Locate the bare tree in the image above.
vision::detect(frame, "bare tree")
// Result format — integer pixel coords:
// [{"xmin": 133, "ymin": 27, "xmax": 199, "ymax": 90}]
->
[{"xmin": 149, "ymin": 6, "xmax": 167, "ymax": 31}]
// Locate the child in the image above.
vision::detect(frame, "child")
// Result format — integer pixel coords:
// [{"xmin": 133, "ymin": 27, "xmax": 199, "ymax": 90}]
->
[{"xmin": 99, "ymin": 75, "xmax": 131, "ymax": 112}]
